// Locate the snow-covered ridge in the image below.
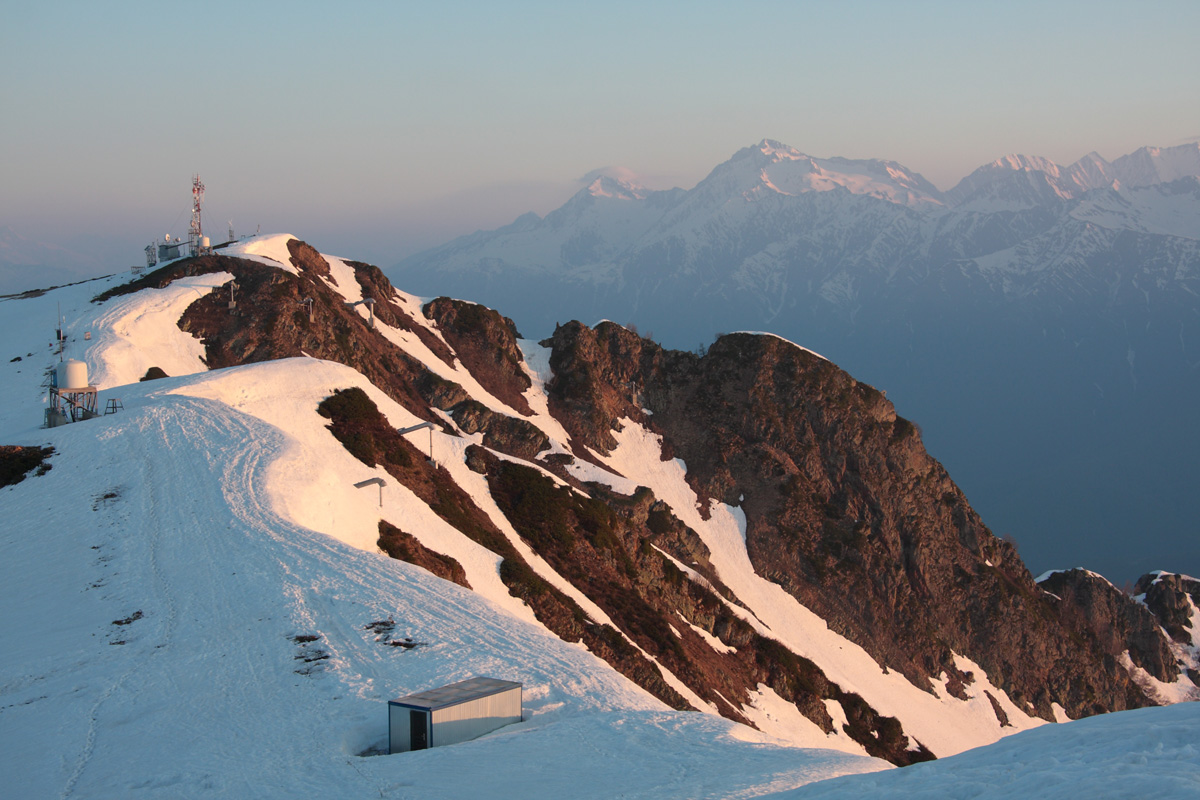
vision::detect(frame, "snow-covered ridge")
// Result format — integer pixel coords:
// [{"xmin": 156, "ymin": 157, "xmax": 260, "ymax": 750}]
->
[
  {"xmin": 0, "ymin": 252, "xmax": 892, "ymax": 797},
  {"xmin": 952, "ymin": 142, "xmax": 1200, "ymax": 203},
  {"xmin": 220, "ymin": 232, "xmax": 302, "ymax": 273},
  {"xmin": 2, "ymin": 247, "xmax": 958, "ymax": 748},
  {"xmin": 5, "ymin": 237, "xmax": 1198, "ymax": 797}
]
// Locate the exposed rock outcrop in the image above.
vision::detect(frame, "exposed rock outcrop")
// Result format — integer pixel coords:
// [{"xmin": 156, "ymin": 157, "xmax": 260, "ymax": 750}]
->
[
  {"xmin": 1039, "ymin": 569, "xmax": 1179, "ymax": 683},
  {"xmin": 448, "ymin": 400, "xmax": 549, "ymax": 461},
  {"xmin": 377, "ymin": 520, "xmax": 470, "ymax": 589},
  {"xmin": 1136, "ymin": 572, "xmax": 1200, "ymax": 646},
  {"xmin": 0, "ymin": 444, "xmax": 54, "ymax": 488},
  {"xmin": 423, "ymin": 297, "xmax": 533, "ymax": 414},
  {"xmin": 540, "ymin": 321, "xmax": 1168, "ymax": 720}
]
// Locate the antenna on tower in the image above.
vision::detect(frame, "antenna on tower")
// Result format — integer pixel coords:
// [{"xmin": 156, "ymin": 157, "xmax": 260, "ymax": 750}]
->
[{"xmin": 189, "ymin": 175, "xmax": 206, "ymax": 256}]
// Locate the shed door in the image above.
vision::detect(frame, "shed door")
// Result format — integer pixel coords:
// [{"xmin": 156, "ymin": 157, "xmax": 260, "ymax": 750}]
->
[{"xmin": 410, "ymin": 710, "xmax": 428, "ymax": 750}]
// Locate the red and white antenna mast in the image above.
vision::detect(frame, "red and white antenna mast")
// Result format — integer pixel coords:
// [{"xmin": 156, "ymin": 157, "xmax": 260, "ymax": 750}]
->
[{"xmin": 189, "ymin": 174, "xmax": 205, "ymax": 256}]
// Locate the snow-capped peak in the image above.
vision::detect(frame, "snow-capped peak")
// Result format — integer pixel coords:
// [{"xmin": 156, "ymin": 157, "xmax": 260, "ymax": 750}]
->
[
  {"xmin": 989, "ymin": 153, "xmax": 1064, "ymax": 177},
  {"xmin": 714, "ymin": 140, "xmax": 944, "ymax": 206},
  {"xmin": 985, "ymin": 151, "xmax": 1125, "ymax": 196},
  {"xmin": 586, "ymin": 175, "xmax": 647, "ymax": 201},
  {"xmin": 756, "ymin": 138, "xmax": 806, "ymax": 162},
  {"xmin": 1111, "ymin": 143, "xmax": 1200, "ymax": 188},
  {"xmin": 949, "ymin": 151, "xmax": 1117, "ymax": 205}
]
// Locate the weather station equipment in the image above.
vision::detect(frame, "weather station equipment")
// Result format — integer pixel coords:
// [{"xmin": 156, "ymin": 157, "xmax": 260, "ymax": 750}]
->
[
  {"xmin": 150, "ymin": 176, "xmax": 226, "ymax": 263},
  {"xmin": 46, "ymin": 359, "xmax": 99, "ymax": 427},
  {"xmin": 158, "ymin": 234, "xmax": 183, "ymax": 262}
]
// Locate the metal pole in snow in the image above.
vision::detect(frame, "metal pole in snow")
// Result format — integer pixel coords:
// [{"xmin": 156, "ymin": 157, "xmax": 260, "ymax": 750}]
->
[
  {"xmin": 353, "ymin": 477, "xmax": 387, "ymax": 507},
  {"xmin": 346, "ymin": 298, "xmax": 377, "ymax": 329},
  {"xmin": 397, "ymin": 421, "xmax": 436, "ymax": 464}
]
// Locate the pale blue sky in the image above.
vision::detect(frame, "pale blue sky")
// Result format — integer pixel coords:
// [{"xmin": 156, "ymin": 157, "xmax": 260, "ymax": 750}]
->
[{"xmin": 2, "ymin": 0, "xmax": 1197, "ymax": 265}]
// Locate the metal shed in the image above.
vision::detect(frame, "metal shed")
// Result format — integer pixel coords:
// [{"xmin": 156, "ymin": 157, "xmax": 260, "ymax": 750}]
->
[{"xmin": 388, "ymin": 677, "xmax": 522, "ymax": 754}]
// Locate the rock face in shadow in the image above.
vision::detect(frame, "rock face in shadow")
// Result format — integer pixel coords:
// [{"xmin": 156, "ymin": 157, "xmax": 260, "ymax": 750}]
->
[
  {"xmin": 540, "ymin": 321, "xmax": 1181, "ymax": 720},
  {"xmin": 1137, "ymin": 572, "xmax": 1200, "ymax": 646},
  {"xmin": 1039, "ymin": 569, "xmax": 1179, "ymax": 683}
]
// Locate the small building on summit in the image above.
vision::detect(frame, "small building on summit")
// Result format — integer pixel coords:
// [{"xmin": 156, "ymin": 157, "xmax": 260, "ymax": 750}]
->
[{"xmin": 388, "ymin": 677, "xmax": 522, "ymax": 754}]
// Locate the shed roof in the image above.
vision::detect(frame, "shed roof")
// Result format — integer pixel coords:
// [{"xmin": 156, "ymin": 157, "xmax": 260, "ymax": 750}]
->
[{"xmin": 388, "ymin": 677, "xmax": 521, "ymax": 712}]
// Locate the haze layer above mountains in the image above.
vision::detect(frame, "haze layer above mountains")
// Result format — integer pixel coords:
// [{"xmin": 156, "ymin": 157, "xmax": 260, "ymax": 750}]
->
[{"xmin": 391, "ymin": 140, "xmax": 1200, "ymax": 584}]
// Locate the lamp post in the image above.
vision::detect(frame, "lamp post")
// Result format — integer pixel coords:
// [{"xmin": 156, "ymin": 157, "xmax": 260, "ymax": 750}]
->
[
  {"xmin": 398, "ymin": 421, "xmax": 436, "ymax": 464},
  {"xmin": 346, "ymin": 298, "xmax": 377, "ymax": 329},
  {"xmin": 353, "ymin": 477, "xmax": 387, "ymax": 506}
]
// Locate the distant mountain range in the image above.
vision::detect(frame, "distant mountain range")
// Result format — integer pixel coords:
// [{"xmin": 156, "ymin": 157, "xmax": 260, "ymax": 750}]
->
[{"xmin": 390, "ymin": 141, "xmax": 1200, "ymax": 583}]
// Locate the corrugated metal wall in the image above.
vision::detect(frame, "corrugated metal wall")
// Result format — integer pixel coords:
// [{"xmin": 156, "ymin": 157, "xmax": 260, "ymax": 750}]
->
[
  {"xmin": 430, "ymin": 687, "xmax": 522, "ymax": 747},
  {"xmin": 388, "ymin": 704, "xmax": 411, "ymax": 754},
  {"xmin": 390, "ymin": 705, "xmax": 434, "ymax": 753}
]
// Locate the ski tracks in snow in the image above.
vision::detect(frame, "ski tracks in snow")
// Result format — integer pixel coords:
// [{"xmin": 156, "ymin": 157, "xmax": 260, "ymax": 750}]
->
[
  {"xmin": 42, "ymin": 384, "xmax": 856, "ymax": 798},
  {"xmin": 57, "ymin": 398, "xmax": 334, "ymax": 797}
]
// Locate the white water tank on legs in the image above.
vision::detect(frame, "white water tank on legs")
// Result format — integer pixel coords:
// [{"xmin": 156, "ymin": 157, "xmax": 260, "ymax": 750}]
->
[{"xmin": 56, "ymin": 359, "xmax": 89, "ymax": 390}]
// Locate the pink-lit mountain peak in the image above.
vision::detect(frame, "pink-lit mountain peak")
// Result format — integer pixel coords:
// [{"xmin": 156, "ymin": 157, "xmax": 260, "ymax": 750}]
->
[{"xmin": 720, "ymin": 139, "xmax": 944, "ymax": 206}]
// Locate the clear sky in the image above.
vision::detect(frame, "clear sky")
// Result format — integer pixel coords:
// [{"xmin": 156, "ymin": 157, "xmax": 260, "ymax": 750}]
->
[{"xmin": 2, "ymin": 0, "xmax": 1198, "ymax": 267}]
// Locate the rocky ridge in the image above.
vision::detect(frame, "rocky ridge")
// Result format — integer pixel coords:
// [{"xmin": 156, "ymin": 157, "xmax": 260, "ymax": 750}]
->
[{"xmin": 92, "ymin": 237, "xmax": 1200, "ymax": 764}]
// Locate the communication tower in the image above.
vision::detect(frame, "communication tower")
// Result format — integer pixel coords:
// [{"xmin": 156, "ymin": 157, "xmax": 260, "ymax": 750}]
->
[{"xmin": 189, "ymin": 174, "xmax": 206, "ymax": 256}]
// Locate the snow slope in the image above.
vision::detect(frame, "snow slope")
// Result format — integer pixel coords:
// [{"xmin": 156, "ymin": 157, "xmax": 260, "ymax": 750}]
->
[
  {"xmin": 4, "ymin": 235, "xmax": 1196, "ymax": 797},
  {"xmin": 0, "ymin": 380, "xmax": 883, "ymax": 798},
  {"xmin": 0, "ymin": 250, "xmax": 886, "ymax": 798},
  {"xmin": 778, "ymin": 702, "xmax": 1200, "ymax": 800}
]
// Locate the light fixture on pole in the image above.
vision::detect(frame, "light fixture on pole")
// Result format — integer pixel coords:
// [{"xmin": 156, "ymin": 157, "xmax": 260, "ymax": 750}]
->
[
  {"xmin": 354, "ymin": 477, "xmax": 387, "ymax": 506},
  {"xmin": 397, "ymin": 421, "xmax": 436, "ymax": 464},
  {"xmin": 346, "ymin": 298, "xmax": 377, "ymax": 329}
]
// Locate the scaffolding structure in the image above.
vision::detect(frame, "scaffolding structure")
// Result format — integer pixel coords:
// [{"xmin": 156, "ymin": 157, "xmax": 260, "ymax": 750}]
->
[{"xmin": 47, "ymin": 385, "xmax": 99, "ymax": 426}]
